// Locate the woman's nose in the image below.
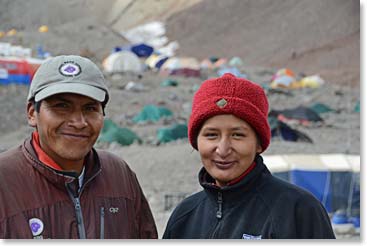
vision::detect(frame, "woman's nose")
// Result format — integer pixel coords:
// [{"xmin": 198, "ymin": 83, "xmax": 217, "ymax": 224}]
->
[{"xmin": 215, "ymin": 138, "xmax": 232, "ymax": 157}]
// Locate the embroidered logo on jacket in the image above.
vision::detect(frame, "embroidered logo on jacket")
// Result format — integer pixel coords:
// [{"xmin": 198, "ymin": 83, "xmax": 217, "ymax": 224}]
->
[
  {"xmin": 242, "ymin": 233, "xmax": 262, "ymax": 239},
  {"xmin": 29, "ymin": 217, "xmax": 44, "ymax": 238}
]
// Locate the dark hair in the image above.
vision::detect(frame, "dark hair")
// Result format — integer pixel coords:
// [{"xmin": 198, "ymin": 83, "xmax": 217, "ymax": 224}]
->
[{"xmin": 33, "ymin": 100, "xmax": 41, "ymax": 113}]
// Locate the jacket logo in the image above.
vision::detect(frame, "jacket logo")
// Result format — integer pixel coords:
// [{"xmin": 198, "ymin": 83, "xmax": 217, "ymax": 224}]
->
[
  {"xmin": 109, "ymin": 207, "xmax": 119, "ymax": 213},
  {"xmin": 242, "ymin": 233, "xmax": 262, "ymax": 239},
  {"xmin": 29, "ymin": 218, "xmax": 44, "ymax": 237}
]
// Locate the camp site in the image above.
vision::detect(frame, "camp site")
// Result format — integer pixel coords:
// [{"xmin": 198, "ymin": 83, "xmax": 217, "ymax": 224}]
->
[{"xmin": 0, "ymin": 0, "xmax": 360, "ymax": 240}]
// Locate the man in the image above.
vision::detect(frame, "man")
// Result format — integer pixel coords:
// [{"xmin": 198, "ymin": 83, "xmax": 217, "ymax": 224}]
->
[{"xmin": 0, "ymin": 55, "xmax": 158, "ymax": 239}]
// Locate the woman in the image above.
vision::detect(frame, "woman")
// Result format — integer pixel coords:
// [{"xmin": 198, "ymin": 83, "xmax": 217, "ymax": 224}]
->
[{"xmin": 163, "ymin": 73, "xmax": 335, "ymax": 239}]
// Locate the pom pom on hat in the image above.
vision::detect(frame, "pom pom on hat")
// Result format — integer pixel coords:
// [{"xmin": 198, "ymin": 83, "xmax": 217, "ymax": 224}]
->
[{"xmin": 188, "ymin": 73, "xmax": 270, "ymax": 152}]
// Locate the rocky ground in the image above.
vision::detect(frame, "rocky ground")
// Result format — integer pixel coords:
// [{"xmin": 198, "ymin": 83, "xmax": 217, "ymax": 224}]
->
[{"xmin": 0, "ymin": 66, "xmax": 360, "ymax": 238}]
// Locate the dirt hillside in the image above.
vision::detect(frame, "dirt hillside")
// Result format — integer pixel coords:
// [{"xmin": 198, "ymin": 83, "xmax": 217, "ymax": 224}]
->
[{"xmin": 165, "ymin": 0, "xmax": 360, "ymax": 86}]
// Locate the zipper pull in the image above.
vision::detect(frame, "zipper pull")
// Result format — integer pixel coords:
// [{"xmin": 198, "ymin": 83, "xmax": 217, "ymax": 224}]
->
[
  {"xmin": 216, "ymin": 192, "xmax": 223, "ymax": 219},
  {"xmin": 100, "ymin": 207, "xmax": 105, "ymax": 239}
]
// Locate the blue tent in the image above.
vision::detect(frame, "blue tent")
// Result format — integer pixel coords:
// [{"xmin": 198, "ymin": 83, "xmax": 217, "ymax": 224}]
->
[{"xmin": 131, "ymin": 43, "xmax": 154, "ymax": 57}]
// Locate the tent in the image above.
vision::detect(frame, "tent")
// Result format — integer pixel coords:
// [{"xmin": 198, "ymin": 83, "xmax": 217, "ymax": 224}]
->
[
  {"xmin": 217, "ymin": 67, "xmax": 247, "ymax": 78},
  {"xmin": 160, "ymin": 57, "xmax": 200, "ymax": 71},
  {"xmin": 132, "ymin": 105, "xmax": 173, "ymax": 123},
  {"xmin": 270, "ymin": 75, "xmax": 297, "ymax": 88},
  {"xmin": 228, "ymin": 56, "xmax": 243, "ymax": 67},
  {"xmin": 98, "ymin": 119, "xmax": 141, "ymax": 146},
  {"xmin": 264, "ymin": 154, "xmax": 360, "ymax": 215},
  {"xmin": 103, "ymin": 51, "xmax": 143, "ymax": 74},
  {"xmin": 130, "ymin": 43, "xmax": 154, "ymax": 57},
  {"xmin": 145, "ymin": 54, "xmax": 169, "ymax": 70},
  {"xmin": 156, "ymin": 123, "xmax": 188, "ymax": 143},
  {"xmin": 160, "ymin": 57, "xmax": 201, "ymax": 77}
]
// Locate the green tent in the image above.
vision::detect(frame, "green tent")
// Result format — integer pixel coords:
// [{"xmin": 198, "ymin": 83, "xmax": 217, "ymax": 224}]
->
[
  {"xmin": 133, "ymin": 105, "xmax": 173, "ymax": 123},
  {"xmin": 98, "ymin": 119, "xmax": 141, "ymax": 146},
  {"xmin": 157, "ymin": 123, "xmax": 188, "ymax": 143},
  {"xmin": 161, "ymin": 79, "xmax": 178, "ymax": 87}
]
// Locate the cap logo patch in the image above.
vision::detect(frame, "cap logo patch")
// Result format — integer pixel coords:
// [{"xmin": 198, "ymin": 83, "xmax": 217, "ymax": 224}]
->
[
  {"xmin": 216, "ymin": 98, "xmax": 227, "ymax": 108},
  {"xmin": 29, "ymin": 217, "xmax": 44, "ymax": 236},
  {"xmin": 59, "ymin": 61, "xmax": 81, "ymax": 77}
]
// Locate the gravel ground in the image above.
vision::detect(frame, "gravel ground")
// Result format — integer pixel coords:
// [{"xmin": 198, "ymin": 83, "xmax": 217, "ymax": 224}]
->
[{"xmin": 0, "ymin": 68, "xmax": 360, "ymax": 238}]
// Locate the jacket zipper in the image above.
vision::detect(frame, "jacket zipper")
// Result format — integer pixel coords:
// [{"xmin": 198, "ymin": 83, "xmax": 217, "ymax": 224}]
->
[
  {"xmin": 210, "ymin": 191, "xmax": 223, "ymax": 238},
  {"xmin": 100, "ymin": 207, "xmax": 105, "ymax": 239},
  {"xmin": 65, "ymin": 169, "xmax": 101, "ymax": 239},
  {"xmin": 66, "ymin": 184, "xmax": 87, "ymax": 239},
  {"xmin": 74, "ymin": 197, "xmax": 86, "ymax": 239},
  {"xmin": 216, "ymin": 191, "xmax": 223, "ymax": 219}
]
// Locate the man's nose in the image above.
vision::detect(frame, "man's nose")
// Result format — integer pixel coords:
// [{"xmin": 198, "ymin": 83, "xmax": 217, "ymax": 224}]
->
[{"xmin": 67, "ymin": 110, "xmax": 88, "ymax": 128}]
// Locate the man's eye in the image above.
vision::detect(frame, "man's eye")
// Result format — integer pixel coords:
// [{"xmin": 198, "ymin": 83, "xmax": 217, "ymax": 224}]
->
[
  {"xmin": 53, "ymin": 103, "xmax": 68, "ymax": 108},
  {"xmin": 85, "ymin": 106, "xmax": 98, "ymax": 112}
]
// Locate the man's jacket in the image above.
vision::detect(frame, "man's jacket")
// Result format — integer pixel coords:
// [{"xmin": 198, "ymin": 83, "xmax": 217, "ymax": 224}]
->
[
  {"xmin": 0, "ymin": 138, "xmax": 158, "ymax": 239},
  {"xmin": 163, "ymin": 155, "xmax": 335, "ymax": 239}
]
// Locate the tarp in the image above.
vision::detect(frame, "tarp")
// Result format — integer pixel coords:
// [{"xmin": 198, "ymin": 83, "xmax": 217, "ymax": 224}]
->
[
  {"xmin": 132, "ymin": 105, "xmax": 173, "ymax": 123},
  {"xmin": 217, "ymin": 67, "xmax": 247, "ymax": 78},
  {"xmin": 98, "ymin": 119, "xmax": 141, "ymax": 146},
  {"xmin": 271, "ymin": 106, "xmax": 324, "ymax": 123},
  {"xmin": 310, "ymin": 103, "xmax": 334, "ymax": 114},
  {"xmin": 169, "ymin": 68, "xmax": 200, "ymax": 78},
  {"xmin": 0, "ymin": 57, "xmax": 43, "ymax": 85},
  {"xmin": 157, "ymin": 123, "xmax": 188, "ymax": 143},
  {"xmin": 268, "ymin": 116, "xmax": 313, "ymax": 143},
  {"xmin": 121, "ymin": 21, "xmax": 168, "ymax": 48},
  {"xmin": 103, "ymin": 51, "xmax": 143, "ymax": 74}
]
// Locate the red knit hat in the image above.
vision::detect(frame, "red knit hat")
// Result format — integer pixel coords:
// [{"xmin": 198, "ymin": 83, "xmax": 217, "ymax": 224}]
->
[{"xmin": 188, "ymin": 73, "xmax": 270, "ymax": 152}]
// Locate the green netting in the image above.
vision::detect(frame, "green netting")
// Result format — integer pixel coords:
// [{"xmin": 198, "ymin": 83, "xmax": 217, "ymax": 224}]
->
[
  {"xmin": 157, "ymin": 123, "xmax": 188, "ymax": 143},
  {"xmin": 161, "ymin": 79, "xmax": 178, "ymax": 87},
  {"xmin": 133, "ymin": 104, "xmax": 173, "ymax": 123},
  {"xmin": 98, "ymin": 119, "xmax": 141, "ymax": 146}
]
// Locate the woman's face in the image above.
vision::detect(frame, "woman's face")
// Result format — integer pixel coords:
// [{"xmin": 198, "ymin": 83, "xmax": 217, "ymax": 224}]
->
[{"xmin": 197, "ymin": 114, "xmax": 262, "ymax": 187}]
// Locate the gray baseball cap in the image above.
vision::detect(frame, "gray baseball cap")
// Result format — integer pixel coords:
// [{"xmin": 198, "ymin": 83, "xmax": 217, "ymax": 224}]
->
[{"xmin": 28, "ymin": 55, "xmax": 109, "ymax": 104}]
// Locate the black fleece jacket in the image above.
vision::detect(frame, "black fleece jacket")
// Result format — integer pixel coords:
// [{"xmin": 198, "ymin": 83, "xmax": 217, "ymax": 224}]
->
[{"xmin": 163, "ymin": 155, "xmax": 335, "ymax": 239}]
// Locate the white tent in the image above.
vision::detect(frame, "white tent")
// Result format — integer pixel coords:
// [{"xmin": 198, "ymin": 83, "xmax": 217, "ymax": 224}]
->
[{"xmin": 103, "ymin": 51, "xmax": 143, "ymax": 74}]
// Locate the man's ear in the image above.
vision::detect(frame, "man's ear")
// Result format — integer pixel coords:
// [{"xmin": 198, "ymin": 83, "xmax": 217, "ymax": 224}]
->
[{"xmin": 27, "ymin": 102, "xmax": 37, "ymax": 127}]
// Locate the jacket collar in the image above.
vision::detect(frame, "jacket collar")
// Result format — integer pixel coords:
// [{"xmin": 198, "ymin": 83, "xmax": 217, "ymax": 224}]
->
[
  {"xmin": 199, "ymin": 155, "xmax": 270, "ymax": 204},
  {"xmin": 22, "ymin": 137, "xmax": 102, "ymax": 191}
]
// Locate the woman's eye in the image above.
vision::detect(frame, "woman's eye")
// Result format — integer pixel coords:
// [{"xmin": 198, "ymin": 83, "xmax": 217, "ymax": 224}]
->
[
  {"xmin": 204, "ymin": 133, "xmax": 217, "ymax": 138},
  {"xmin": 233, "ymin": 133, "xmax": 245, "ymax": 138}
]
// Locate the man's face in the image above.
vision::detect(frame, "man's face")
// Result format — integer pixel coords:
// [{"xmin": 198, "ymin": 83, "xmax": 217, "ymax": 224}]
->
[{"xmin": 27, "ymin": 93, "xmax": 104, "ymax": 168}]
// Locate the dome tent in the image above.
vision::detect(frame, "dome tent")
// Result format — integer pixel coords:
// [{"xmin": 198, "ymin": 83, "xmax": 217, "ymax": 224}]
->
[{"xmin": 103, "ymin": 50, "xmax": 143, "ymax": 74}]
